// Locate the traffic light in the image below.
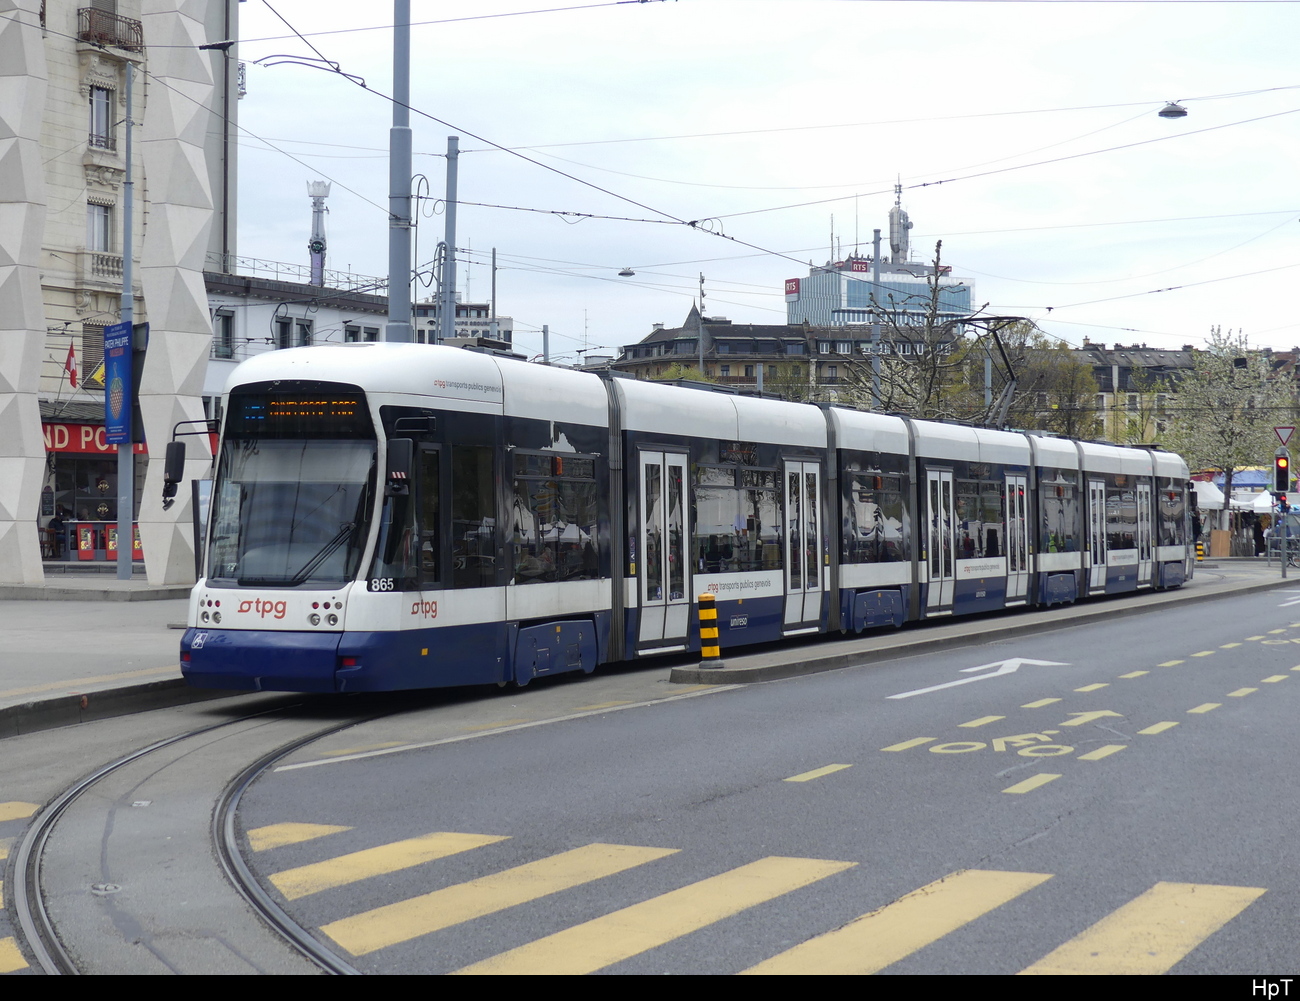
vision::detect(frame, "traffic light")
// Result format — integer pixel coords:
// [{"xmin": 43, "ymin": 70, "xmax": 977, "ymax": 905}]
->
[{"xmin": 1276, "ymin": 451, "xmax": 1291, "ymax": 493}]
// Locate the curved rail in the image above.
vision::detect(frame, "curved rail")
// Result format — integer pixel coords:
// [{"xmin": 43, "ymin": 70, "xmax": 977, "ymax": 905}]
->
[{"xmin": 9, "ymin": 704, "xmax": 381, "ymax": 975}]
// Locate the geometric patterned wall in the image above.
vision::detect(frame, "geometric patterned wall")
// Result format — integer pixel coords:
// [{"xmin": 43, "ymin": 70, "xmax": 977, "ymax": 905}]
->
[
  {"xmin": 137, "ymin": 0, "xmax": 216, "ymax": 584},
  {"xmin": 0, "ymin": 0, "xmax": 50, "ymax": 583}
]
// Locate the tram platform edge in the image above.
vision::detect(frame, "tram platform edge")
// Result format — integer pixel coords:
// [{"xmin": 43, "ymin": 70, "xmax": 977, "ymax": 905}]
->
[{"xmin": 669, "ymin": 561, "xmax": 1296, "ymax": 685}]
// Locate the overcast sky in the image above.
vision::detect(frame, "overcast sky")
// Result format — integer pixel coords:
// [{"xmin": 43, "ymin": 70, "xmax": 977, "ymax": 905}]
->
[{"xmin": 231, "ymin": 0, "xmax": 1300, "ymax": 364}]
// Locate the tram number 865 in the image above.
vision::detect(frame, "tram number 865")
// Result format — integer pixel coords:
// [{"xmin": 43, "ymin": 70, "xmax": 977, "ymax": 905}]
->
[{"xmin": 369, "ymin": 578, "xmax": 396, "ymax": 591}]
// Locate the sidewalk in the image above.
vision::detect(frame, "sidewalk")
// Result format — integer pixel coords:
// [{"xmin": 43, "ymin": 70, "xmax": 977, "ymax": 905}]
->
[{"xmin": 0, "ymin": 559, "xmax": 1292, "ymax": 738}]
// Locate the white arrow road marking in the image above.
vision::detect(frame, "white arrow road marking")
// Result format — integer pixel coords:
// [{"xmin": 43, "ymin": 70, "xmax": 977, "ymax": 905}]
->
[{"xmin": 888, "ymin": 659, "xmax": 1070, "ymax": 700}]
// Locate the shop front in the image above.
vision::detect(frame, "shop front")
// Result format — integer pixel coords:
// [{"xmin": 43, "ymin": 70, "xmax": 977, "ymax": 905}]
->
[{"xmin": 40, "ymin": 407, "xmax": 146, "ymax": 562}]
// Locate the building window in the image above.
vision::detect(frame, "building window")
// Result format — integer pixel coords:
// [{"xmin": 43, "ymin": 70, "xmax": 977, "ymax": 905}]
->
[
  {"xmin": 720, "ymin": 365, "xmax": 731, "ymax": 377},
  {"xmin": 296, "ymin": 319, "xmax": 313, "ymax": 347},
  {"xmin": 768, "ymin": 365, "xmax": 777, "ymax": 379},
  {"xmin": 899, "ymin": 342, "xmax": 911, "ymax": 355},
  {"xmin": 89, "ymin": 87, "xmax": 115, "ymax": 151},
  {"xmin": 363, "ymin": 326, "xmax": 379, "ymax": 342},
  {"xmin": 86, "ymin": 202, "xmax": 112, "ymax": 252},
  {"xmin": 817, "ymin": 341, "xmax": 831, "ymax": 354},
  {"xmin": 213, "ymin": 311, "xmax": 234, "ymax": 359},
  {"xmin": 835, "ymin": 341, "xmax": 851, "ymax": 354},
  {"xmin": 276, "ymin": 318, "xmax": 292, "ymax": 350},
  {"xmin": 1127, "ymin": 394, "xmax": 1138, "ymax": 412},
  {"xmin": 744, "ymin": 365, "xmax": 754, "ymax": 378},
  {"xmin": 344, "ymin": 324, "xmax": 360, "ymax": 343}
]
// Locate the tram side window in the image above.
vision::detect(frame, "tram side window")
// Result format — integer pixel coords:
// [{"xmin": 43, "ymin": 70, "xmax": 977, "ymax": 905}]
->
[
  {"xmin": 692, "ymin": 465, "xmax": 782, "ymax": 574},
  {"xmin": 451, "ymin": 446, "xmax": 496, "ymax": 588},
  {"xmin": 1157, "ymin": 479, "xmax": 1186, "ymax": 546},
  {"xmin": 370, "ymin": 447, "xmax": 439, "ymax": 588},
  {"xmin": 1106, "ymin": 481, "xmax": 1138, "ymax": 551},
  {"xmin": 842, "ymin": 471, "xmax": 908, "ymax": 563},
  {"xmin": 953, "ymin": 478, "xmax": 1005, "ymax": 560},
  {"xmin": 511, "ymin": 452, "xmax": 599, "ymax": 584},
  {"xmin": 1039, "ymin": 472, "xmax": 1080, "ymax": 553}
]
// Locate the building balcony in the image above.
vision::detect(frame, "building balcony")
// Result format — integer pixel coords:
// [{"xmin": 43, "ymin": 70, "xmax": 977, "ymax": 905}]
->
[
  {"xmin": 78, "ymin": 8, "xmax": 143, "ymax": 52},
  {"xmin": 88, "ymin": 132, "xmax": 117, "ymax": 153},
  {"xmin": 78, "ymin": 250, "xmax": 123, "ymax": 285}
]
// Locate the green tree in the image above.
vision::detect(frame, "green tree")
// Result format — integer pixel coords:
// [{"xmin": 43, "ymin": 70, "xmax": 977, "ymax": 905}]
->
[
  {"xmin": 1160, "ymin": 327, "xmax": 1296, "ymax": 529},
  {"xmin": 986, "ymin": 322, "xmax": 1103, "ymax": 438},
  {"xmin": 650, "ymin": 362, "xmax": 712, "ymax": 383}
]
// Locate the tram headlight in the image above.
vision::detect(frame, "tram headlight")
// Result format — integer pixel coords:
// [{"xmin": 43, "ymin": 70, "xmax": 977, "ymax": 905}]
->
[
  {"xmin": 309, "ymin": 613, "xmax": 321, "ymax": 626},
  {"xmin": 326, "ymin": 613, "xmax": 339, "ymax": 626},
  {"xmin": 200, "ymin": 611, "xmax": 209, "ymax": 623},
  {"xmin": 212, "ymin": 612, "xmax": 221, "ymax": 624}
]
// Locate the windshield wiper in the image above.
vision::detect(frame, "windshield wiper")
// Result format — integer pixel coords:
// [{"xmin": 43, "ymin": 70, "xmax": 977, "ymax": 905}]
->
[{"xmin": 236, "ymin": 522, "xmax": 356, "ymax": 588}]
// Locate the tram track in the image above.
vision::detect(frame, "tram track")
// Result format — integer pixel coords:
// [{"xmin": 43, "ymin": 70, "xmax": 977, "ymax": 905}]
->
[{"xmin": 8, "ymin": 701, "xmax": 387, "ymax": 975}]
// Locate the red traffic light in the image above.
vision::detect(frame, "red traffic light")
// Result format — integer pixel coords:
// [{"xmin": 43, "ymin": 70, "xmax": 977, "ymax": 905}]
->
[{"xmin": 1277, "ymin": 453, "xmax": 1292, "ymax": 493}]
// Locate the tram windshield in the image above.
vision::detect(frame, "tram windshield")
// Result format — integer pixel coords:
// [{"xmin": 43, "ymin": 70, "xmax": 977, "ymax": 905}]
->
[{"xmin": 206, "ymin": 388, "xmax": 377, "ymax": 587}]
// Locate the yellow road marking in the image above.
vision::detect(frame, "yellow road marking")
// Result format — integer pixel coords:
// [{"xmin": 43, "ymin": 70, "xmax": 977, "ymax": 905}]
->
[
  {"xmin": 1228, "ymin": 688, "xmax": 1257, "ymax": 697},
  {"xmin": 1245, "ymin": 636, "xmax": 1267, "ymax": 641},
  {"xmin": 1188, "ymin": 703, "xmax": 1221, "ymax": 714},
  {"xmin": 1019, "ymin": 881, "xmax": 1265, "ymax": 975},
  {"xmin": 0, "ymin": 802, "xmax": 39, "ymax": 823},
  {"xmin": 1139, "ymin": 721, "xmax": 1179, "ymax": 735},
  {"xmin": 454, "ymin": 856, "xmax": 854, "ymax": 975},
  {"xmin": 1074, "ymin": 683, "xmax": 1108, "ymax": 692},
  {"xmin": 1003, "ymin": 773, "xmax": 1061, "ymax": 794},
  {"xmin": 324, "ymin": 842, "xmax": 678, "ymax": 957},
  {"xmin": 1077, "ymin": 744, "xmax": 1126, "ymax": 761},
  {"xmin": 0, "ymin": 665, "xmax": 174, "ymax": 700},
  {"xmin": 671, "ymin": 684, "xmax": 721, "ymax": 693},
  {"xmin": 1021, "ymin": 698, "xmax": 1061, "ymax": 708},
  {"xmin": 1118, "ymin": 671, "xmax": 1148, "ymax": 679},
  {"xmin": 785, "ymin": 764, "xmax": 852, "ymax": 783},
  {"xmin": 881, "ymin": 737, "xmax": 935, "ymax": 752},
  {"xmin": 0, "ymin": 838, "xmax": 10, "ymax": 862},
  {"xmin": 320, "ymin": 742, "xmax": 404, "ymax": 757},
  {"xmin": 1292, "ymin": 666, "xmax": 1300, "ymax": 672},
  {"xmin": 959, "ymin": 715, "xmax": 1005, "ymax": 728},
  {"xmin": 1262, "ymin": 675, "xmax": 1289, "ymax": 683},
  {"xmin": 1220, "ymin": 643, "xmax": 1241, "ymax": 649},
  {"xmin": 0, "ymin": 878, "xmax": 4, "ymax": 908},
  {"xmin": 270, "ymin": 831, "xmax": 508, "ymax": 900},
  {"xmin": 741, "ymin": 869, "xmax": 1052, "ymax": 975},
  {"xmin": 573, "ymin": 701, "xmax": 633, "ymax": 711},
  {"xmin": 0, "ymin": 937, "xmax": 26, "ymax": 974},
  {"xmin": 1191, "ymin": 651, "xmax": 1215, "ymax": 657},
  {"xmin": 247, "ymin": 823, "xmax": 352, "ymax": 852},
  {"xmin": 1269, "ymin": 629, "xmax": 1288, "ymax": 634},
  {"xmin": 464, "ymin": 718, "xmax": 531, "ymax": 732},
  {"xmin": 1158, "ymin": 660, "xmax": 1184, "ymax": 667}
]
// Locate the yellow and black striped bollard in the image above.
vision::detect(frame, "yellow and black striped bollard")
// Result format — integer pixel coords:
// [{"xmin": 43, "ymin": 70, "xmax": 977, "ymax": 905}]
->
[
  {"xmin": 698, "ymin": 592, "xmax": 722, "ymax": 668},
  {"xmin": 1195, "ymin": 539, "xmax": 1204, "ymax": 562}
]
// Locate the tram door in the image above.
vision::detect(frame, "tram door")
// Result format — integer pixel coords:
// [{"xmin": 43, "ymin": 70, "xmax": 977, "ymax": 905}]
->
[
  {"xmin": 638, "ymin": 451, "xmax": 691, "ymax": 648},
  {"xmin": 926, "ymin": 469, "xmax": 955, "ymax": 610},
  {"xmin": 783, "ymin": 461, "xmax": 823, "ymax": 627},
  {"xmin": 1006, "ymin": 474, "xmax": 1029, "ymax": 602},
  {"xmin": 1137, "ymin": 480, "xmax": 1154, "ymax": 584},
  {"xmin": 1088, "ymin": 478, "xmax": 1107, "ymax": 591}
]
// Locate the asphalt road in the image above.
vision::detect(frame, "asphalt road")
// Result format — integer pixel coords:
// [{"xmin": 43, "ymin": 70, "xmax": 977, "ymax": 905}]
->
[{"xmin": 230, "ymin": 587, "xmax": 1300, "ymax": 975}]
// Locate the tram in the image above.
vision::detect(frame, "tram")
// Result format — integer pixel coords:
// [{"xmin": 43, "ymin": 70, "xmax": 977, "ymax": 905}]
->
[{"xmin": 180, "ymin": 343, "xmax": 1192, "ymax": 692}]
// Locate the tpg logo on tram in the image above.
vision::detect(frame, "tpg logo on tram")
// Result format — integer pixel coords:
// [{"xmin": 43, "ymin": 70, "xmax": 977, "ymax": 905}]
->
[{"xmin": 236, "ymin": 598, "xmax": 288, "ymax": 619}]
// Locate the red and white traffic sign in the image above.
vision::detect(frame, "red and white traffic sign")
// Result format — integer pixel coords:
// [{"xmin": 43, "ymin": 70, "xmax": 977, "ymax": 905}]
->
[{"xmin": 1276, "ymin": 427, "xmax": 1295, "ymax": 446}]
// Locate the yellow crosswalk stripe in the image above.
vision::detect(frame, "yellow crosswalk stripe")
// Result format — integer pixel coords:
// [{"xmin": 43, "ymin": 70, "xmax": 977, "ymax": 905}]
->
[
  {"xmin": 785, "ymin": 764, "xmax": 852, "ymax": 782},
  {"xmin": 1019, "ymin": 881, "xmax": 1265, "ymax": 975},
  {"xmin": 742, "ymin": 868, "xmax": 1052, "ymax": 975},
  {"xmin": 454, "ymin": 856, "xmax": 855, "ymax": 975},
  {"xmin": 0, "ymin": 937, "xmax": 26, "ymax": 973},
  {"xmin": 0, "ymin": 802, "xmax": 38, "ymax": 824},
  {"xmin": 248, "ymin": 822, "xmax": 352, "ymax": 852},
  {"xmin": 270, "ymin": 831, "xmax": 508, "ymax": 900},
  {"xmin": 324, "ymin": 843, "xmax": 678, "ymax": 957}
]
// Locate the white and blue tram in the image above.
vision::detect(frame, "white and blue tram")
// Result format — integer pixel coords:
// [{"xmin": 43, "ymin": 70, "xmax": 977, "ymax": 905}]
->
[{"xmin": 180, "ymin": 343, "xmax": 1193, "ymax": 692}]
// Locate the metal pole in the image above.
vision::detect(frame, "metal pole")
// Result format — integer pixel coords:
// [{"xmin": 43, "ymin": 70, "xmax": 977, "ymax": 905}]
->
[
  {"xmin": 871, "ymin": 228, "xmax": 881, "ymax": 409},
  {"xmin": 116, "ymin": 63, "xmax": 134, "ymax": 580},
  {"xmin": 385, "ymin": 0, "xmax": 413, "ymax": 342},
  {"xmin": 542, "ymin": 324, "xmax": 549, "ymax": 364},
  {"xmin": 440, "ymin": 136, "xmax": 459, "ymax": 345}
]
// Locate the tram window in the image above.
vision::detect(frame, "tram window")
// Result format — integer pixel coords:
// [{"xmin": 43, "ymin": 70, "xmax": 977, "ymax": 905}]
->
[
  {"xmin": 511, "ymin": 451, "xmax": 599, "ymax": 585},
  {"xmin": 451, "ymin": 446, "xmax": 496, "ymax": 588},
  {"xmin": 1106, "ymin": 482, "xmax": 1137, "ymax": 550},
  {"xmin": 692, "ymin": 465, "xmax": 782, "ymax": 574},
  {"xmin": 843, "ymin": 471, "xmax": 907, "ymax": 563},
  {"xmin": 1039, "ymin": 472, "xmax": 1080, "ymax": 553},
  {"xmin": 1157, "ymin": 478, "xmax": 1186, "ymax": 546}
]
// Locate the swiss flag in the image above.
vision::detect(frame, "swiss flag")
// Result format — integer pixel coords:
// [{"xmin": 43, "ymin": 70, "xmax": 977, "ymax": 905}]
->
[{"xmin": 64, "ymin": 342, "xmax": 78, "ymax": 389}]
